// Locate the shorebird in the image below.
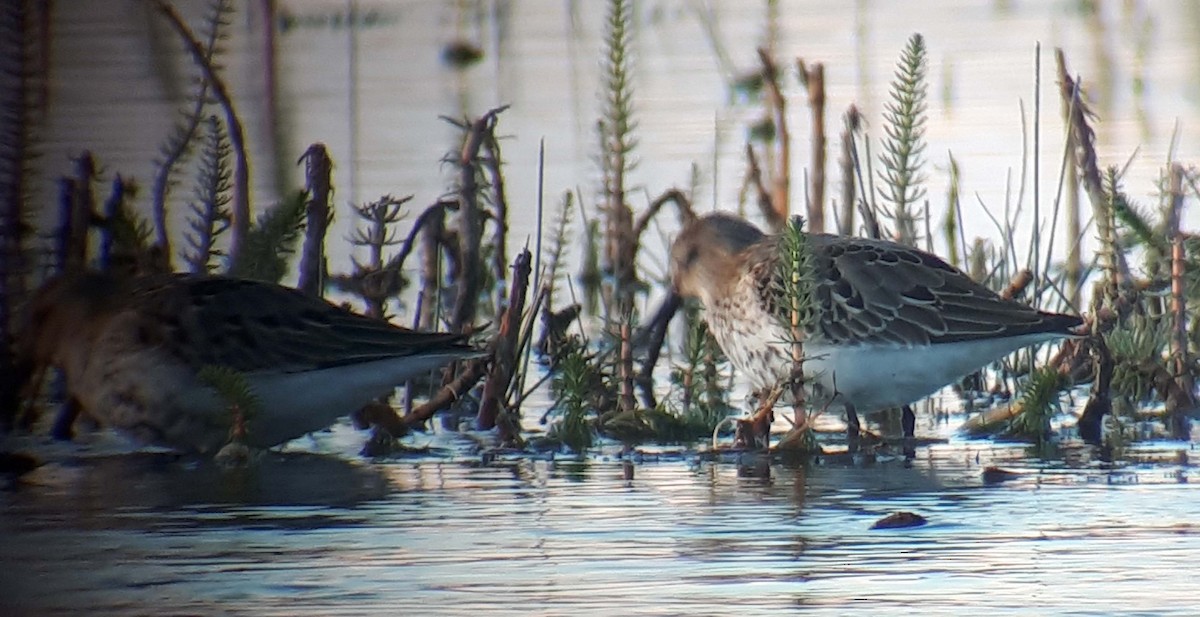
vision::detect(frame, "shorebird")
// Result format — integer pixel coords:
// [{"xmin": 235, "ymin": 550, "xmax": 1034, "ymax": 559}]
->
[
  {"xmin": 11, "ymin": 271, "xmax": 480, "ymax": 453},
  {"xmin": 669, "ymin": 213, "xmax": 1082, "ymax": 440}
]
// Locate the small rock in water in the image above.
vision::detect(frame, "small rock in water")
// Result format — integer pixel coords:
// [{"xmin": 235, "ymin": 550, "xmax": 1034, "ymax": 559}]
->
[
  {"xmin": 0, "ymin": 451, "xmax": 39, "ymax": 476},
  {"xmin": 870, "ymin": 511, "xmax": 927, "ymax": 530},
  {"xmin": 360, "ymin": 428, "xmax": 399, "ymax": 458},
  {"xmin": 214, "ymin": 441, "xmax": 255, "ymax": 468},
  {"xmin": 0, "ymin": 451, "xmax": 41, "ymax": 490}
]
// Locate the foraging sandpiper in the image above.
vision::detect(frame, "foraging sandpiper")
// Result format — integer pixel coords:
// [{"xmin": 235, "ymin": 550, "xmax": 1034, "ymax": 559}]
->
[
  {"xmin": 11, "ymin": 272, "xmax": 480, "ymax": 453},
  {"xmin": 669, "ymin": 213, "xmax": 1082, "ymax": 439}
]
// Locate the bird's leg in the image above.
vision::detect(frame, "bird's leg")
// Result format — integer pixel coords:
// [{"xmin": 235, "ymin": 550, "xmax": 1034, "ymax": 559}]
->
[
  {"xmin": 14, "ymin": 362, "xmax": 47, "ymax": 431},
  {"xmin": 901, "ymin": 404, "xmax": 916, "ymax": 460}
]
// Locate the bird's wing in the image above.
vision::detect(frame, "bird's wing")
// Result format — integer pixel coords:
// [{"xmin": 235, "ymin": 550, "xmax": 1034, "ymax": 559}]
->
[
  {"xmin": 127, "ymin": 275, "xmax": 472, "ymax": 373},
  {"xmin": 746, "ymin": 235, "xmax": 1079, "ymax": 346}
]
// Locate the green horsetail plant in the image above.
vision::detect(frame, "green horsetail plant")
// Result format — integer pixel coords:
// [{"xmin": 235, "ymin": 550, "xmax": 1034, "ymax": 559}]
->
[
  {"xmin": 1110, "ymin": 174, "xmax": 1168, "ymax": 257},
  {"xmin": 777, "ymin": 216, "xmax": 818, "ymax": 339},
  {"xmin": 103, "ymin": 179, "xmax": 157, "ymax": 273},
  {"xmin": 108, "ymin": 184, "xmax": 154, "ymax": 249},
  {"xmin": 1096, "ymin": 168, "xmax": 1128, "ymax": 303},
  {"xmin": 878, "ymin": 33, "xmax": 929, "ymax": 246},
  {"xmin": 670, "ymin": 313, "xmax": 733, "ymax": 433},
  {"xmin": 550, "ymin": 343, "xmax": 595, "ymax": 454},
  {"xmin": 228, "ymin": 190, "xmax": 307, "ymax": 283},
  {"xmin": 1010, "ymin": 366, "xmax": 1066, "ymax": 445},
  {"xmin": 543, "ymin": 191, "xmax": 575, "ymax": 308},
  {"xmin": 1106, "ymin": 314, "xmax": 1171, "ymax": 403},
  {"xmin": 698, "ymin": 321, "xmax": 731, "ymax": 432},
  {"xmin": 598, "ymin": 0, "xmax": 640, "ymax": 308},
  {"xmin": 198, "ymin": 364, "xmax": 262, "ymax": 443},
  {"xmin": 183, "ymin": 116, "xmax": 233, "ymax": 273},
  {"xmin": 776, "ymin": 215, "xmax": 818, "ymax": 431}
]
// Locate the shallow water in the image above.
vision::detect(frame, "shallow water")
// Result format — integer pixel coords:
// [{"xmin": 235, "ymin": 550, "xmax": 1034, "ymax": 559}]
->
[{"xmin": 3, "ymin": 433, "xmax": 1199, "ymax": 617}]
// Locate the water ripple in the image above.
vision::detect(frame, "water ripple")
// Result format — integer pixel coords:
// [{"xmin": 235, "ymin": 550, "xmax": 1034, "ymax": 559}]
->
[{"xmin": 4, "ymin": 446, "xmax": 1200, "ymax": 616}]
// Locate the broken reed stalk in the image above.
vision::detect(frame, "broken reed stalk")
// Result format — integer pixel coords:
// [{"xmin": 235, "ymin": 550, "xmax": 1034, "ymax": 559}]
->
[
  {"xmin": 447, "ymin": 105, "xmax": 508, "ymax": 334},
  {"xmin": 297, "ymin": 143, "xmax": 332, "ymax": 297},
  {"xmin": 477, "ymin": 248, "xmax": 532, "ymax": 444},
  {"xmin": 71, "ymin": 154, "xmax": 95, "ymax": 270},
  {"xmin": 745, "ymin": 144, "xmax": 775, "ymax": 225},
  {"xmin": 1000, "ymin": 269, "xmax": 1034, "ymax": 301},
  {"xmin": 96, "ymin": 176, "xmax": 130, "ymax": 271},
  {"xmin": 416, "ymin": 202, "xmax": 447, "ymax": 330},
  {"xmin": 154, "ymin": 0, "xmax": 251, "ymax": 271},
  {"xmin": 799, "ymin": 59, "xmax": 826, "ymax": 233},
  {"xmin": 1054, "ymin": 49, "xmax": 1133, "ymax": 291},
  {"xmin": 58, "ymin": 152, "xmax": 95, "ymax": 274},
  {"xmin": 757, "ymin": 47, "xmax": 790, "ymax": 229},
  {"xmin": 1167, "ymin": 164, "xmax": 1192, "ymax": 410},
  {"xmin": 54, "ymin": 178, "xmax": 73, "ymax": 272},
  {"xmin": 482, "ymin": 131, "xmax": 509, "ymax": 315},
  {"xmin": 509, "ymin": 281, "xmax": 550, "ymax": 410},
  {"xmin": 618, "ymin": 310, "xmax": 637, "ymax": 414},
  {"xmin": 1060, "ymin": 90, "xmax": 1083, "ymax": 309},
  {"xmin": 396, "ymin": 355, "xmax": 490, "ymax": 437},
  {"xmin": 836, "ymin": 106, "xmax": 859, "ymax": 236},
  {"xmin": 844, "ymin": 107, "xmax": 884, "ymax": 240}
]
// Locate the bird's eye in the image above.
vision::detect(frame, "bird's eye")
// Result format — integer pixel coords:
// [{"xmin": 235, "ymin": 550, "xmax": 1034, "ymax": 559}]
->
[{"xmin": 685, "ymin": 247, "xmax": 699, "ymax": 266}]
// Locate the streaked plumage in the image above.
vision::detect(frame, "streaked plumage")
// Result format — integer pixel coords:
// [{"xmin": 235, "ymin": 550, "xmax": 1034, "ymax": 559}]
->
[
  {"xmin": 13, "ymin": 272, "xmax": 480, "ymax": 453},
  {"xmin": 670, "ymin": 213, "xmax": 1081, "ymax": 419}
]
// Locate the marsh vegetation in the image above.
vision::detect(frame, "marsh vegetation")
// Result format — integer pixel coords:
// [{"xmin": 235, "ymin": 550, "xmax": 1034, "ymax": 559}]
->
[
  {"xmin": 3, "ymin": 1, "xmax": 1200, "ymax": 464},
  {"xmin": 6, "ymin": 2, "xmax": 1200, "ymax": 615}
]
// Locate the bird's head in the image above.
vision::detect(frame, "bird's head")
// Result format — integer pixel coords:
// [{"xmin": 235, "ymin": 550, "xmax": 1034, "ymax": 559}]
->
[
  {"xmin": 17, "ymin": 272, "xmax": 127, "ymax": 377},
  {"xmin": 669, "ymin": 213, "xmax": 765, "ymax": 305}
]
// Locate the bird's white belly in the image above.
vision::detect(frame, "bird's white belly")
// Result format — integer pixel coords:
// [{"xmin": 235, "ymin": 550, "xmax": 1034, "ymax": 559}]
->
[
  {"xmin": 805, "ymin": 333, "xmax": 1062, "ymax": 411},
  {"xmin": 704, "ymin": 296, "xmax": 1067, "ymax": 413},
  {"xmin": 243, "ymin": 351, "xmax": 471, "ymax": 447},
  {"xmin": 81, "ymin": 342, "xmax": 471, "ymax": 452}
]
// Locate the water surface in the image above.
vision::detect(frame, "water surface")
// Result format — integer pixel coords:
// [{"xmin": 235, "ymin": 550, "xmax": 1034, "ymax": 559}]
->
[{"xmin": 3, "ymin": 434, "xmax": 1198, "ymax": 616}]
